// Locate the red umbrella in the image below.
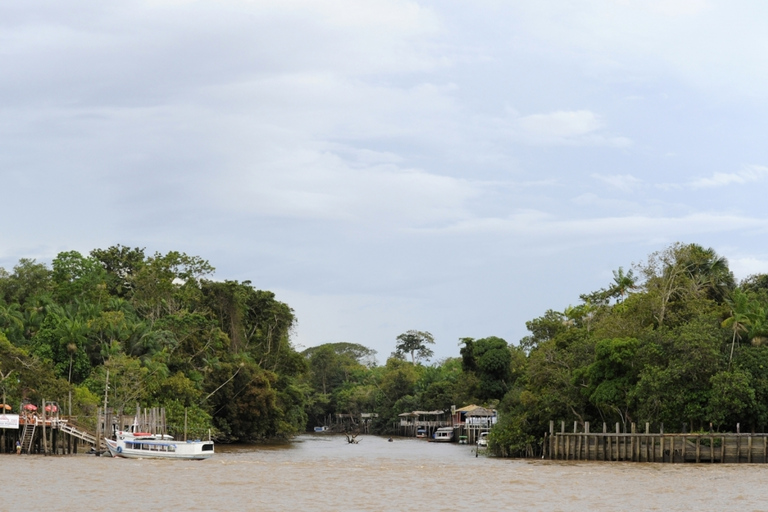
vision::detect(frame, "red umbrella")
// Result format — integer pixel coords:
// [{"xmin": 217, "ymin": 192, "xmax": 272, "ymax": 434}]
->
[
  {"xmin": 44, "ymin": 404, "xmax": 58, "ymax": 413},
  {"xmin": 23, "ymin": 404, "xmax": 37, "ymax": 411}
]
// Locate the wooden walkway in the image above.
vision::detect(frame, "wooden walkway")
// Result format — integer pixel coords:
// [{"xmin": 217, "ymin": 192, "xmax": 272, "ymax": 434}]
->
[{"xmin": 544, "ymin": 421, "xmax": 768, "ymax": 463}]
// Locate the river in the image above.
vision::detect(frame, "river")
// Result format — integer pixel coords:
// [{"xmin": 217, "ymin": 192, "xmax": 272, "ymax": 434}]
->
[{"xmin": 4, "ymin": 434, "xmax": 768, "ymax": 511}]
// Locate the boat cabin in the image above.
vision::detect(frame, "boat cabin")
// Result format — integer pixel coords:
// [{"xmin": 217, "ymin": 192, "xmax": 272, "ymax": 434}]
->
[{"xmin": 433, "ymin": 427, "xmax": 454, "ymax": 442}]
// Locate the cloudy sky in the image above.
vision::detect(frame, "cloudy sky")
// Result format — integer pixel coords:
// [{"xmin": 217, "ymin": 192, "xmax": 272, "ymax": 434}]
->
[{"xmin": 3, "ymin": 0, "xmax": 768, "ymax": 362}]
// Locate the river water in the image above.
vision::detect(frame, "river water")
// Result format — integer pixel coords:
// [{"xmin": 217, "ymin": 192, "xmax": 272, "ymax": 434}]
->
[{"xmin": 4, "ymin": 434, "xmax": 768, "ymax": 511}]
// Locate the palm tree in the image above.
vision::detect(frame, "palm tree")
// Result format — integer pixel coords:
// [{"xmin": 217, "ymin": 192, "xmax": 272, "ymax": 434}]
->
[
  {"xmin": 610, "ymin": 267, "xmax": 637, "ymax": 302},
  {"xmin": 722, "ymin": 289, "xmax": 754, "ymax": 368},
  {"xmin": 0, "ymin": 302, "xmax": 24, "ymax": 333},
  {"xmin": 680, "ymin": 244, "xmax": 735, "ymax": 302}
]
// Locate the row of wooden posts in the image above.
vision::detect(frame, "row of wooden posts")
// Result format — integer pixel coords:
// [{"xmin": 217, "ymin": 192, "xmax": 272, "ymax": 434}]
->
[{"xmin": 544, "ymin": 420, "xmax": 768, "ymax": 463}]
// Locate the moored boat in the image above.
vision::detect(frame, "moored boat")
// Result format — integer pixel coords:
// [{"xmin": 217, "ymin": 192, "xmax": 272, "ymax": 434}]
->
[
  {"xmin": 431, "ymin": 427, "xmax": 454, "ymax": 442},
  {"xmin": 105, "ymin": 430, "xmax": 214, "ymax": 460}
]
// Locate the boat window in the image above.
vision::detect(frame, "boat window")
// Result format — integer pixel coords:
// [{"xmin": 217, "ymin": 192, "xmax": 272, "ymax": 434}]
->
[{"xmin": 202, "ymin": 444, "xmax": 213, "ymax": 451}]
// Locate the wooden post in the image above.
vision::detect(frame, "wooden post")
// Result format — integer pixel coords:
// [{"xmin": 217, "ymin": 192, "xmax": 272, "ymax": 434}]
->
[
  {"xmin": 1, "ymin": 389, "xmax": 5, "ymax": 453},
  {"xmin": 748, "ymin": 435, "xmax": 753, "ymax": 463},
  {"xmin": 184, "ymin": 408, "xmax": 188, "ymax": 442},
  {"xmin": 95, "ymin": 406, "xmax": 101, "ymax": 453},
  {"xmin": 631, "ymin": 423, "xmax": 636, "ymax": 461},
  {"xmin": 764, "ymin": 436, "xmax": 767, "ymax": 464},
  {"xmin": 573, "ymin": 421, "xmax": 579, "ymax": 460},
  {"xmin": 721, "ymin": 436, "xmax": 726, "ymax": 463},
  {"xmin": 667, "ymin": 435, "xmax": 672, "ymax": 463},
  {"xmin": 603, "ymin": 423, "xmax": 607, "ymax": 461},
  {"xmin": 695, "ymin": 436, "xmax": 700, "ymax": 463},
  {"xmin": 644, "ymin": 423, "xmax": 650, "ymax": 463},
  {"xmin": 560, "ymin": 421, "xmax": 565, "ymax": 460},
  {"xmin": 585, "ymin": 422, "xmax": 590, "ymax": 460},
  {"xmin": 41, "ymin": 399, "xmax": 48, "ymax": 455},
  {"xmin": 549, "ymin": 421, "xmax": 554, "ymax": 460},
  {"xmin": 608, "ymin": 433, "xmax": 613, "ymax": 461},
  {"xmin": 680, "ymin": 433, "xmax": 686, "ymax": 462}
]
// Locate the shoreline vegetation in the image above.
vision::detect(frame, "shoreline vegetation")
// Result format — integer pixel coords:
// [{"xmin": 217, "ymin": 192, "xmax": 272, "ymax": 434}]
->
[{"xmin": 1, "ymin": 242, "xmax": 768, "ymax": 457}]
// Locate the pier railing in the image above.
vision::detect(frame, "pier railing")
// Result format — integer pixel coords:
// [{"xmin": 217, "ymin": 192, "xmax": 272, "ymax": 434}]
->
[{"xmin": 545, "ymin": 421, "xmax": 768, "ymax": 463}]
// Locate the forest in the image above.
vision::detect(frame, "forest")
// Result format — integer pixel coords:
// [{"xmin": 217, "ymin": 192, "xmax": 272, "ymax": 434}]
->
[{"xmin": 1, "ymin": 242, "xmax": 768, "ymax": 456}]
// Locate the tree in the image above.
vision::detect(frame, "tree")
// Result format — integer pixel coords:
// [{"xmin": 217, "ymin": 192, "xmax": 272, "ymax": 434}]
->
[
  {"xmin": 519, "ymin": 310, "xmax": 567, "ymax": 353},
  {"xmin": 722, "ymin": 289, "xmax": 754, "ymax": 368},
  {"xmin": 303, "ymin": 342, "xmax": 377, "ymax": 367},
  {"xmin": 395, "ymin": 330, "xmax": 434, "ymax": 364},
  {"xmin": 580, "ymin": 337, "xmax": 640, "ymax": 429},
  {"xmin": 90, "ymin": 245, "xmax": 146, "ymax": 298},
  {"xmin": 0, "ymin": 258, "xmax": 52, "ymax": 306},
  {"xmin": 639, "ymin": 243, "xmax": 732, "ymax": 328},
  {"xmin": 473, "ymin": 336, "xmax": 514, "ymax": 401},
  {"xmin": 51, "ymin": 251, "xmax": 108, "ymax": 305},
  {"xmin": 609, "ymin": 267, "xmax": 637, "ymax": 302}
]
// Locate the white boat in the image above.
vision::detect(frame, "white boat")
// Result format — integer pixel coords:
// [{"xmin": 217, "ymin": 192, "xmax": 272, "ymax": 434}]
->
[
  {"xmin": 431, "ymin": 427, "xmax": 454, "ymax": 442},
  {"xmin": 314, "ymin": 426, "xmax": 329, "ymax": 433},
  {"xmin": 476, "ymin": 431, "xmax": 488, "ymax": 447},
  {"xmin": 105, "ymin": 430, "xmax": 214, "ymax": 460}
]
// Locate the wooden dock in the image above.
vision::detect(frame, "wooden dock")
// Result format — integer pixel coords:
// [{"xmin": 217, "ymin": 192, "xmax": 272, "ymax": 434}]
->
[
  {"xmin": 544, "ymin": 421, "xmax": 768, "ymax": 463},
  {"xmin": 2, "ymin": 403, "xmax": 170, "ymax": 455}
]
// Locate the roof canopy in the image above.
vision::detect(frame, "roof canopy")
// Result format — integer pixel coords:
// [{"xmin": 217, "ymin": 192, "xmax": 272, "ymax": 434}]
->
[{"xmin": 465, "ymin": 407, "xmax": 495, "ymax": 417}]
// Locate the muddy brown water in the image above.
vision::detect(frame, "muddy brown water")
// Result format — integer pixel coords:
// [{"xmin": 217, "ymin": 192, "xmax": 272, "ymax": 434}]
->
[{"xmin": 4, "ymin": 434, "xmax": 768, "ymax": 511}]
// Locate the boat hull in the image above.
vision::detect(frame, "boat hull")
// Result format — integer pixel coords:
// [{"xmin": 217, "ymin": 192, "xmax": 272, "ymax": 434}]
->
[{"xmin": 105, "ymin": 437, "xmax": 214, "ymax": 460}]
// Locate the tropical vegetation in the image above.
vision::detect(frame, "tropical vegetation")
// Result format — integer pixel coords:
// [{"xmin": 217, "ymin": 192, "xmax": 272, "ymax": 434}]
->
[{"xmin": 2, "ymin": 242, "xmax": 768, "ymax": 456}]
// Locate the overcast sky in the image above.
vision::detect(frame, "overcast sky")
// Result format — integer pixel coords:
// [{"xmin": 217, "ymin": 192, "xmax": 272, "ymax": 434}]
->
[{"xmin": 3, "ymin": 0, "xmax": 768, "ymax": 363}]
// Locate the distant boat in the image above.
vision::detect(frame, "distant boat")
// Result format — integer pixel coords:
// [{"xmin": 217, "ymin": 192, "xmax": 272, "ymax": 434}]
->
[
  {"xmin": 105, "ymin": 430, "xmax": 214, "ymax": 460},
  {"xmin": 431, "ymin": 427, "xmax": 454, "ymax": 442},
  {"xmin": 314, "ymin": 426, "xmax": 329, "ymax": 433}
]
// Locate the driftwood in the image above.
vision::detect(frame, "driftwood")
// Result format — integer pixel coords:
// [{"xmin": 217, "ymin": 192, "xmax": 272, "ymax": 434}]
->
[{"xmin": 344, "ymin": 432, "xmax": 361, "ymax": 444}]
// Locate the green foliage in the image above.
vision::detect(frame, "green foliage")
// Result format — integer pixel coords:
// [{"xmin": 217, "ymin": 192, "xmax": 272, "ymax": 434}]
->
[
  {"xmin": 467, "ymin": 336, "xmax": 513, "ymax": 401},
  {"xmin": 0, "ymin": 258, "xmax": 52, "ymax": 306},
  {"xmin": 395, "ymin": 330, "xmax": 435, "ymax": 364},
  {"xmin": 7, "ymin": 240, "xmax": 768, "ymax": 453},
  {"xmin": 490, "ymin": 242, "xmax": 768, "ymax": 457},
  {"xmin": 0, "ymin": 247, "xmax": 312, "ymax": 443}
]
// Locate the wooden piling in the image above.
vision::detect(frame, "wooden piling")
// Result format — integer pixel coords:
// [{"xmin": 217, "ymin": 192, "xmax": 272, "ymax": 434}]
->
[{"xmin": 546, "ymin": 425, "xmax": 768, "ymax": 464}]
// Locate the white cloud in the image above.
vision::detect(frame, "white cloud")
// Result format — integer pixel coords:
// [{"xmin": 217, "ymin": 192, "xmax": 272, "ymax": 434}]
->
[
  {"xmin": 215, "ymin": 146, "xmax": 480, "ymax": 226},
  {"xmin": 729, "ymin": 257, "xmax": 768, "ymax": 280},
  {"xmin": 592, "ymin": 173, "xmax": 643, "ymax": 192},
  {"xmin": 519, "ymin": 110, "xmax": 602, "ymax": 138},
  {"xmin": 494, "ymin": 109, "xmax": 631, "ymax": 147},
  {"xmin": 427, "ymin": 211, "xmax": 768, "ymax": 244},
  {"xmin": 689, "ymin": 165, "xmax": 768, "ymax": 188},
  {"xmin": 506, "ymin": 0, "xmax": 768, "ymax": 98}
]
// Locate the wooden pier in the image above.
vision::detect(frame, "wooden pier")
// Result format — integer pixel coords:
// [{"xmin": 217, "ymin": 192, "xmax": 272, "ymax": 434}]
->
[
  {"xmin": 544, "ymin": 421, "xmax": 768, "ymax": 463},
  {"xmin": 1, "ymin": 402, "xmax": 171, "ymax": 455}
]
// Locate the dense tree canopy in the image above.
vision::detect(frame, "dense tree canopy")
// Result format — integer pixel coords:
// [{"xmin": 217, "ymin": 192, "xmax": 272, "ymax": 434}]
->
[
  {"xmin": 2, "ymin": 242, "xmax": 766, "ymax": 455},
  {"xmin": 0, "ymin": 247, "xmax": 307, "ymax": 441}
]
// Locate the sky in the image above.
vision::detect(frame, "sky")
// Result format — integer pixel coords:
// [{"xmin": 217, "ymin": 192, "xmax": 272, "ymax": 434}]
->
[{"xmin": 3, "ymin": 0, "xmax": 768, "ymax": 363}]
